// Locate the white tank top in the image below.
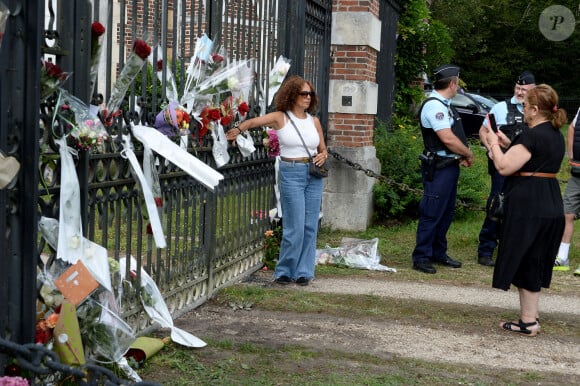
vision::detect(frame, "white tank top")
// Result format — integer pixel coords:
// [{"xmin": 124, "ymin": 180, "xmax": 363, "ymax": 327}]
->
[{"xmin": 277, "ymin": 111, "xmax": 320, "ymax": 158}]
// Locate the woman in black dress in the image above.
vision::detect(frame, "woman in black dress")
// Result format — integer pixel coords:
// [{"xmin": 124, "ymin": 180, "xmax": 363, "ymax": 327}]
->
[{"xmin": 485, "ymin": 84, "xmax": 567, "ymax": 336}]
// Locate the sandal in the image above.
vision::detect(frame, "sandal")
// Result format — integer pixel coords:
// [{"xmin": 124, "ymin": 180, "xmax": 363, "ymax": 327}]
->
[{"xmin": 500, "ymin": 319, "xmax": 540, "ymax": 337}]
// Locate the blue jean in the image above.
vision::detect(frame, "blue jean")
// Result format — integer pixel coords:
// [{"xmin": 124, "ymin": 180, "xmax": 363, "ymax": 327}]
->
[
  {"xmin": 412, "ymin": 163, "xmax": 459, "ymax": 264},
  {"xmin": 275, "ymin": 160, "xmax": 323, "ymax": 280},
  {"xmin": 478, "ymin": 170, "xmax": 505, "ymax": 257}
]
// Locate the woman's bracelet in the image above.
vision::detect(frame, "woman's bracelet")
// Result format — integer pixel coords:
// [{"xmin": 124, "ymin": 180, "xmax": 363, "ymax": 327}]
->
[{"xmin": 237, "ymin": 127, "xmax": 242, "ymax": 135}]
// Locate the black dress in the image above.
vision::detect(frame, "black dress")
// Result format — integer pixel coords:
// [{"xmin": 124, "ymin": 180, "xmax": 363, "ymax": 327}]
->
[{"xmin": 493, "ymin": 121, "xmax": 565, "ymax": 291}]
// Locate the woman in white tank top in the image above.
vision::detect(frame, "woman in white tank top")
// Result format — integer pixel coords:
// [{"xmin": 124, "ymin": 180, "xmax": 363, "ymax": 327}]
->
[{"xmin": 226, "ymin": 75, "xmax": 328, "ymax": 286}]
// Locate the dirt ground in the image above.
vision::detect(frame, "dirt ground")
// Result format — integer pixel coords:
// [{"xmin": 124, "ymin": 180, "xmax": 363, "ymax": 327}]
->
[{"xmin": 174, "ymin": 271, "xmax": 580, "ymax": 383}]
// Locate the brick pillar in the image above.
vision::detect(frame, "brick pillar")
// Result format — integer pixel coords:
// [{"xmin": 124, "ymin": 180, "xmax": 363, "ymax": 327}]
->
[{"xmin": 323, "ymin": 2, "xmax": 381, "ymax": 231}]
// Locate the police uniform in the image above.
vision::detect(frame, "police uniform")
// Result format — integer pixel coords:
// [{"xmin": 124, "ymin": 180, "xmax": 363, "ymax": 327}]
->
[
  {"xmin": 412, "ymin": 65, "xmax": 466, "ymax": 273},
  {"xmin": 477, "ymin": 71, "xmax": 534, "ymax": 266}
]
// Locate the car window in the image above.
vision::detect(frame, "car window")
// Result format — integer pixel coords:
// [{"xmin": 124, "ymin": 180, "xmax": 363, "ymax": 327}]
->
[
  {"xmin": 450, "ymin": 94, "xmax": 474, "ymax": 108},
  {"xmin": 469, "ymin": 94, "xmax": 496, "ymax": 110}
]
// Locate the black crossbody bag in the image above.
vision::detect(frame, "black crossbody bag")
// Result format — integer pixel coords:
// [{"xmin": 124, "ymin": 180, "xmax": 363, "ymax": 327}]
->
[{"xmin": 284, "ymin": 112, "xmax": 329, "ymax": 178}]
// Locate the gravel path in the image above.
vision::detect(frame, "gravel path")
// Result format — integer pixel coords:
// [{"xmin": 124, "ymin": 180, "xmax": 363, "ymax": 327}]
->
[{"xmin": 180, "ymin": 274, "xmax": 580, "ymax": 379}]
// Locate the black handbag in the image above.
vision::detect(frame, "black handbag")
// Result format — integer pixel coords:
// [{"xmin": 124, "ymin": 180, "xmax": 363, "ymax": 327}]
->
[
  {"xmin": 486, "ymin": 161, "xmax": 548, "ymax": 221},
  {"xmin": 308, "ymin": 159, "xmax": 329, "ymax": 178},
  {"xmin": 284, "ymin": 112, "xmax": 328, "ymax": 178},
  {"xmin": 487, "ymin": 192, "xmax": 505, "ymax": 221}
]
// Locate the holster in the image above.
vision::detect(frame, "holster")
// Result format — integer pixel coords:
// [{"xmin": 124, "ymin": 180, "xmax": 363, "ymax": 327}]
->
[{"xmin": 419, "ymin": 152, "xmax": 436, "ymax": 182}]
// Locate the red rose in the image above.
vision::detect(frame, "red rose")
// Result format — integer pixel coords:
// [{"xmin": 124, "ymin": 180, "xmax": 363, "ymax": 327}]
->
[
  {"xmin": 208, "ymin": 108, "xmax": 221, "ymax": 121},
  {"xmin": 211, "ymin": 53, "xmax": 224, "ymax": 63},
  {"xmin": 220, "ymin": 115, "xmax": 233, "ymax": 126},
  {"xmin": 156, "ymin": 60, "xmax": 163, "ymax": 72},
  {"xmin": 198, "ymin": 124, "xmax": 208, "ymax": 141},
  {"xmin": 35, "ymin": 325, "xmax": 52, "ymax": 344},
  {"xmin": 238, "ymin": 101, "xmax": 250, "ymax": 115},
  {"xmin": 154, "ymin": 197, "xmax": 163, "ymax": 207},
  {"xmin": 91, "ymin": 22, "xmax": 105, "ymax": 37},
  {"xmin": 146, "ymin": 223, "xmax": 153, "ymax": 235},
  {"xmin": 45, "ymin": 62, "xmax": 63, "ymax": 78},
  {"xmin": 133, "ymin": 39, "xmax": 152, "ymax": 60}
]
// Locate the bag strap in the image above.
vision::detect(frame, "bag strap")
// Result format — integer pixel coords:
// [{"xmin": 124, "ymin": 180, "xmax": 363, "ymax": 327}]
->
[{"xmin": 284, "ymin": 111, "xmax": 313, "ymax": 161}]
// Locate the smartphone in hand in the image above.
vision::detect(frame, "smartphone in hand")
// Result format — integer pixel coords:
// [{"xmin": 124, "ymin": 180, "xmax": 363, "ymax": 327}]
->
[{"xmin": 487, "ymin": 113, "xmax": 498, "ymax": 133}]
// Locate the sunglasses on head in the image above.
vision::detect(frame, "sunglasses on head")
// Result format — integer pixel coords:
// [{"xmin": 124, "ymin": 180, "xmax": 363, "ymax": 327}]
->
[{"xmin": 298, "ymin": 91, "xmax": 315, "ymax": 97}]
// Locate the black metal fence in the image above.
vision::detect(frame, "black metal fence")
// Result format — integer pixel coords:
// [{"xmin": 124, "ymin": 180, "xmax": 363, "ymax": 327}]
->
[{"xmin": 0, "ymin": 0, "xmax": 332, "ymax": 381}]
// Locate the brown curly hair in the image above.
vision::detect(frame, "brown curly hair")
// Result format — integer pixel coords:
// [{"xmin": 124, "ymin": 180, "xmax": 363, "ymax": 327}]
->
[{"xmin": 274, "ymin": 75, "xmax": 318, "ymax": 114}]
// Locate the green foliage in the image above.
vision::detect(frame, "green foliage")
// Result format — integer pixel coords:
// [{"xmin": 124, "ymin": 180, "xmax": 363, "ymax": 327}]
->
[
  {"xmin": 430, "ymin": 0, "xmax": 580, "ymax": 95},
  {"xmin": 394, "ymin": 0, "xmax": 453, "ymax": 114},
  {"xmin": 373, "ymin": 116, "xmax": 423, "ymax": 221},
  {"xmin": 263, "ymin": 225, "xmax": 282, "ymax": 270}
]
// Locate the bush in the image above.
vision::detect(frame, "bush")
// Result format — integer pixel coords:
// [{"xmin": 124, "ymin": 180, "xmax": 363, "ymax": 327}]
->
[
  {"xmin": 373, "ymin": 115, "xmax": 424, "ymax": 221},
  {"xmin": 373, "ymin": 114, "xmax": 489, "ymax": 223}
]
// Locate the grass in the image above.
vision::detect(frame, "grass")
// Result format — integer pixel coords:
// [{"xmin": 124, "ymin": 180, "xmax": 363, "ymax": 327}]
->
[
  {"xmin": 133, "ymin": 208, "xmax": 579, "ymax": 385},
  {"xmin": 127, "ymin": 127, "xmax": 580, "ymax": 385}
]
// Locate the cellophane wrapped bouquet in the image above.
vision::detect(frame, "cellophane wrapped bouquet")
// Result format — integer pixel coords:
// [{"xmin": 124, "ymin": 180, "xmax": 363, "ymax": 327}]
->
[{"xmin": 178, "ymin": 34, "xmax": 255, "ymax": 166}]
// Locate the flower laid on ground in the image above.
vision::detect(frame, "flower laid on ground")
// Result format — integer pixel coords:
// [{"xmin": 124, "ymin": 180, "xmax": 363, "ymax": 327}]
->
[
  {"xmin": 154, "ymin": 101, "xmax": 191, "ymax": 137},
  {"xmin": 263, "ymin": 129, "xmax": 280, "ymax": 157},
  {"xmin": 40, "ymin": 58, "xmax": 71, "ymax": 101},
  {"xmin": 35, "ymin": 309, "xmax": 59, "ymax": 346},
  {"xmin": 104, "ymin": 39, "xmax": 151, "ymax": 123},
  {"xmin": 89, "ymin": 21, "xmax": 106, "ymax": 96},
  {"xmin": 263, "ymin": 226, "xmax": 282, "ymax": 270}
]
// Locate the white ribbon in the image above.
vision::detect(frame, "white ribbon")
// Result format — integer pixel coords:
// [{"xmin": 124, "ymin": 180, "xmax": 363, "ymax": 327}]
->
[
  {"xmin": 121, "ymin": 135, "xmax": 167, "ymax": 249},
  {"xmin": 132, "ymin": 124, "xmax": 223, "ymax": 190},
  {"xmin": 120, "ymin": 257, "xmax": 207, "ymax": 348},
  {"xmin": 56, "ymin": 137, "xmax": 84, "ymax": 264}
]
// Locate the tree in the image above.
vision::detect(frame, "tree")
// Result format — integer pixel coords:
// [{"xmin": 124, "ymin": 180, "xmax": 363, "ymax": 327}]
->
[{"xmin": 430, "ymin": 0, "xmax": 580, "ymax": 96}]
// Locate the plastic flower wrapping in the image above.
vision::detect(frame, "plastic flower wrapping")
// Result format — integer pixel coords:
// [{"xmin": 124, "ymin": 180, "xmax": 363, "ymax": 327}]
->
[
  {"xmin": 0, "ymin": 1, "xmax": 8, "ymax": 50},
  {"xmin": 53, "ymin": 89, "xmax": 109, "ymax": 152},
  {"xmin": 151, "ymin": 45, "xmax": 179, "ymax": 103},
  {"xmin": 89, "ymin": 21, "xmax": 106, "ymax": 96},
  {"xmin": 40, "ymin": 58, "xmax": 71, "ymax": 101},
  {"xmin": 104, "ymin": 39, "xmax": 151, "ymax": 122},
  {"xmin": 262, "ymin": 55, "xmax": 292, "ymax": 112}
]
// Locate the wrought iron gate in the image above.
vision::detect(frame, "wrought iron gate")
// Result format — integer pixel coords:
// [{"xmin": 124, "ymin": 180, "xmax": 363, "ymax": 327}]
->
[{"xmin": 0, "ymin": 0, "xmax": 333, "ymax": 380}]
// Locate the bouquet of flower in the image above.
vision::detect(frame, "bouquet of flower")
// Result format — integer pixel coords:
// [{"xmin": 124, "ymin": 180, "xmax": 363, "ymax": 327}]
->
[
  {"xmin": 40, "ymin": 58, "xmax": 71, "ymax": 101},
  {"xmin": 263, "ymin": 129, "xmax": 280, "ymax": 157},
  {"xmin": 194, "ymin": 59, "xmax": 255, "ymax": 102},
  {"xmin": 154, "ymin": 101, "xmax": 191, "ymax": 137},
  {"xmin": 180, "ymin": 34, "xmax": 226, "ymax": 109},
  {"xmin": 0, "ymin": 1, "xmax": 9, "ymax": 50},
  {"xmin": 263, "ymin": 55, "xmax": 291, "ymax": 111},
  {"xmin": 104, "ymin": 39, "xmax": 151, "ymax": 122},
  {"xmin": 54, "ymin": 89, "xmax": 109, "ymax": 152},
  {"xmin": 35, "ymin": 310, "xmax": 60, "ymax": 347},
  {"xmin": 89, "ymin": 21, "xmax": 106, "ymax": 96}
]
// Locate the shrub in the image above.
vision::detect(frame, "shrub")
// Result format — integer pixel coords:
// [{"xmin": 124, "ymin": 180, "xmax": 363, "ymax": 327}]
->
[{"xmin": 373, "ymin": 115, "xmax": 424, "ymax": 221}]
